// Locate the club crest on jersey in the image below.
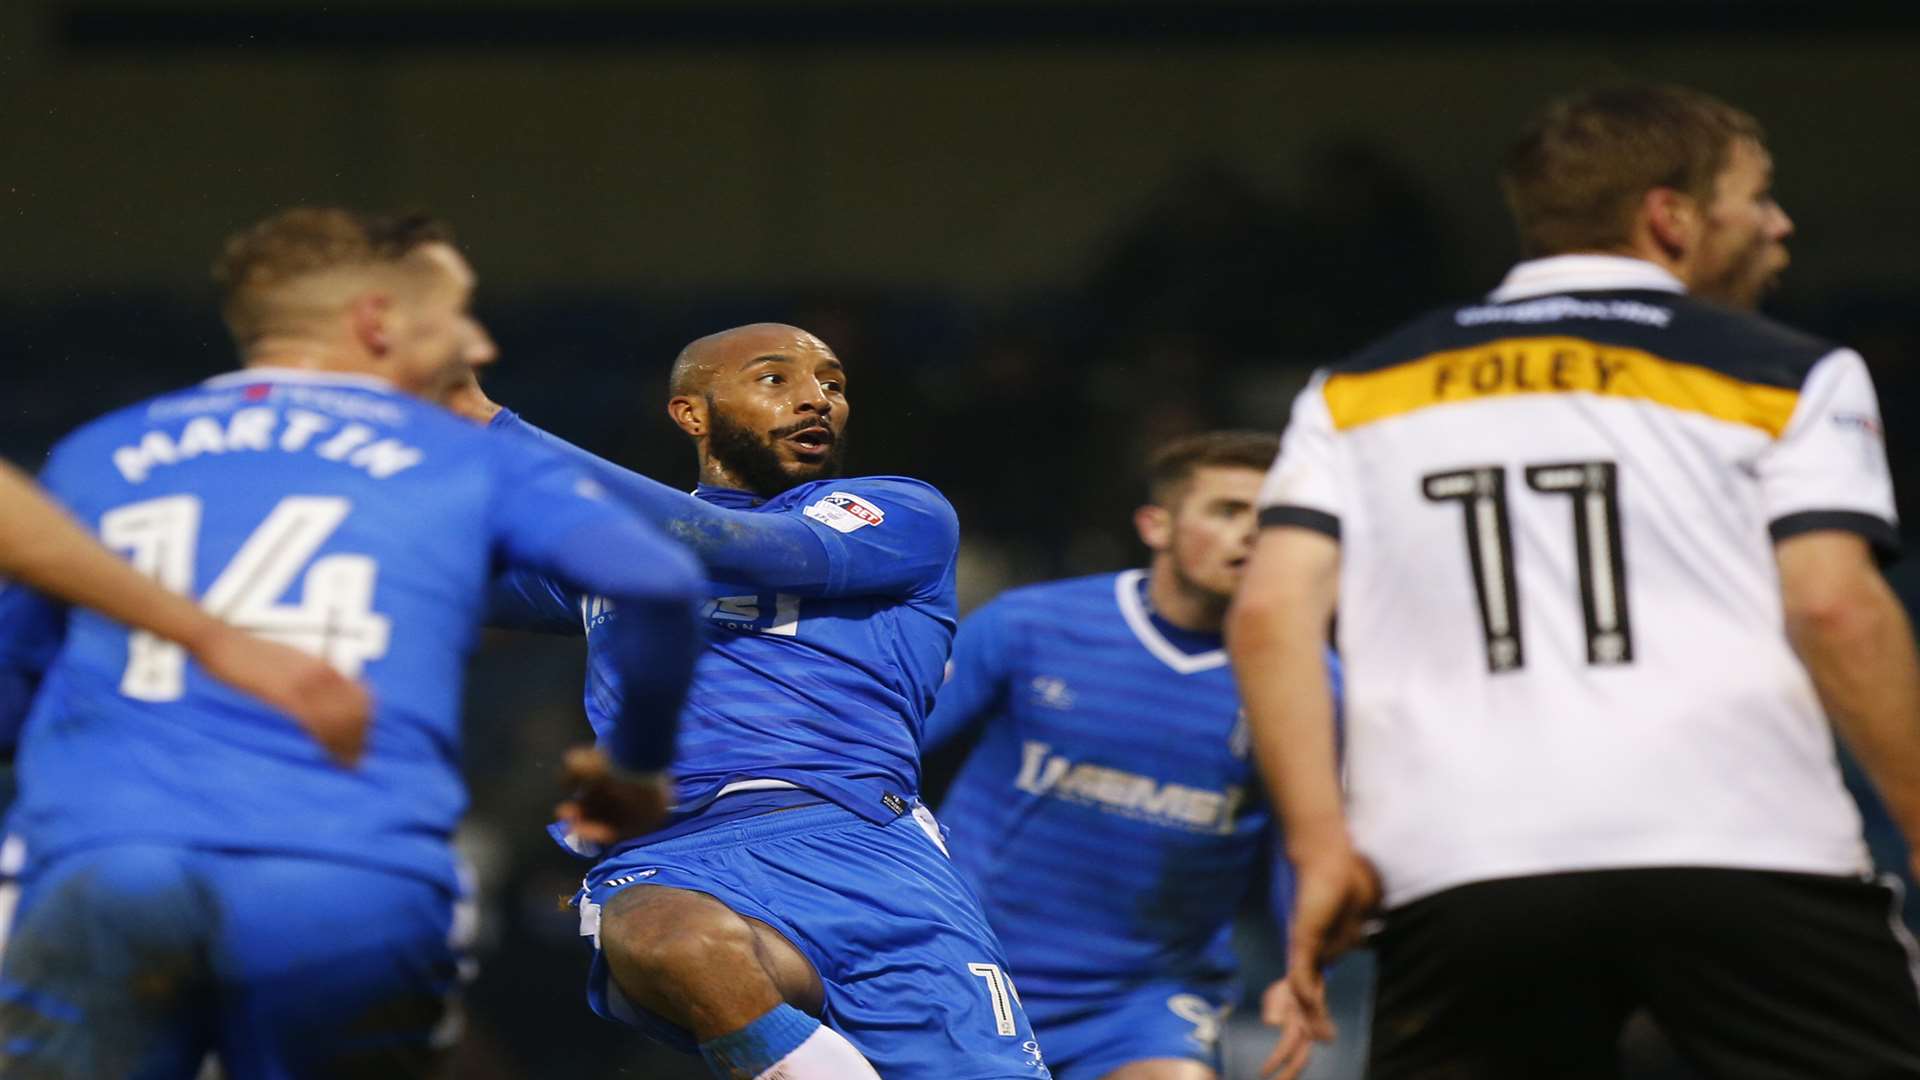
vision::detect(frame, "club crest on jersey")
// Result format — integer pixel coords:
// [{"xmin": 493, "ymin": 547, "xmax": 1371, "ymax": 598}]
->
[
  {"xmin": 804, "ymin": 491, "xmax": 885, "ymax": 533},
  {"xmin": 1030, "ymin": 676, "xmax": 1075, "ymax": 710}
]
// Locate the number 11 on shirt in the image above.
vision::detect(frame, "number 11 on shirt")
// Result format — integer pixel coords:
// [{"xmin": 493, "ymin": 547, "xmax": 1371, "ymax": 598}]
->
[{"xmin": 1423, "ymin": 460, "xmax": 1634, "ymax": 674}]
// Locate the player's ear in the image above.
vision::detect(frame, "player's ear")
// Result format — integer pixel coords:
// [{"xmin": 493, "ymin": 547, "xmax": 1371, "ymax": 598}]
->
[
  {"xmin": 667, "ymin": 394, "xmax": 706, "ymax": 438},
  {"xmin": 1642, "ymin": 186, "xmax": 1698, "ymax": 263},
  {"xmin": 1134, "ymin": 503, "xmax": 1173, "ymax": 553},
  {"xmin": 347, "ymin": 292, "xmax": 393, "ymax": 357}
]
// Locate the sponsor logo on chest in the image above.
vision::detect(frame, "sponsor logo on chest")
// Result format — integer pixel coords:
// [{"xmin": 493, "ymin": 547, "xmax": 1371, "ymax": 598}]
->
[{"xmin": 1012, "ymin": 739, "xmax": 1245, "ymax": 834}]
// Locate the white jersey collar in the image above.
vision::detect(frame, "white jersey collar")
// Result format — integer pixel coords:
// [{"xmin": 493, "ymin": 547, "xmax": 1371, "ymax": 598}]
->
[
  {"xmin": 1489, "ymin": 255, "xmax": 1687, "ymax": 303},
  {"xmin": 203, "ymin": 367, "xmax": 399, "ymax": 394},
  {"xmin": 1114, "ymin": 569, "xmax": 1228, "ymax": 675}
]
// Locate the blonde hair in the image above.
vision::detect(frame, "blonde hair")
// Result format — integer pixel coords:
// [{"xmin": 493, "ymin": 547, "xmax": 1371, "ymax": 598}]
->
[{"xmin": 212, "ymin": 208, "xmax": 452, "ymax": 347}]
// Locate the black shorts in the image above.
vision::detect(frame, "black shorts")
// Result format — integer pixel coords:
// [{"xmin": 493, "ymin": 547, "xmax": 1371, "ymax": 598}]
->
[{"xmin": 1368, "ymin": 867, "xmax": 1920, "ymax": 1080}]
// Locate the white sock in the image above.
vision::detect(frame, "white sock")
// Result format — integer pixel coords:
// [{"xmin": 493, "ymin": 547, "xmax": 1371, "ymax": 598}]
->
[{"xmin": 757, "ymin": 1024, "xmax": 883, "ymax": 1080}]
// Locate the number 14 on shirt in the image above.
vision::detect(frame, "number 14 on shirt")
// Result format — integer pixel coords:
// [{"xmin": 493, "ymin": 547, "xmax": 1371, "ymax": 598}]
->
[{"xmin": 101, "ymin": 493, "xmax": 390, "ymax": 701}]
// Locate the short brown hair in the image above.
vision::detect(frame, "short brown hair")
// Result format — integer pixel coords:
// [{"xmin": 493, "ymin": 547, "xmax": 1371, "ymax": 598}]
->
[
  {"xmin": 1145, "ymin": 430, "xmax": 1280, "ymax": 507},
  {"xmin": 212, "ymin": 207, "xmax": 453, "ymax": 347},
  {"xmin": 1500, "ymin": 84, "xmax": 1764, "ymax": 257}
]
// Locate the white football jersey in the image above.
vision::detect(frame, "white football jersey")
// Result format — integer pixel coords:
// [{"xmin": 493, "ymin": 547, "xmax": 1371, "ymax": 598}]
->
[{"xmin": 1260, "ymin": 255, "xmax": 1899, "ymax": 908}]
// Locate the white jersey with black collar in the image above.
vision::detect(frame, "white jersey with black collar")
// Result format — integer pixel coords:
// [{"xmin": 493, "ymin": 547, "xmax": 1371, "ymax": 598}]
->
[{"xmin": 1259, "ymin": 255, "xmax": 1898, "ymax": 908}]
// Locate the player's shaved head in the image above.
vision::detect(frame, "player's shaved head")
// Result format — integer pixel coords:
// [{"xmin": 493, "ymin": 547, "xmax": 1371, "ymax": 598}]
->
[
  {"xmin": 666, "ymin": 323, "xmax": 849, "ymax": 497},
  {"xmin": 669, "ymin": 323, "xmax": 834, "ymax": 397}
]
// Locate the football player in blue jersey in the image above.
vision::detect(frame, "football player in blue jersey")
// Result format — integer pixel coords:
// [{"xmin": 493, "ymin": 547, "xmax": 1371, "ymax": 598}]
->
[
  {"xmin": 0, "ymin": 208, "xmax": 704, "ymax": 1079},
  {"xmin": 0, "ymin": 459, "xmax": 370, "ymax": 759},
  {"xmin": 457, "ymin": 323, "xmax": 1051, "ymax": 1080},
  {"xmin": 923, "ymin": 432, "xmax": 1331, "ymax": 1080}
]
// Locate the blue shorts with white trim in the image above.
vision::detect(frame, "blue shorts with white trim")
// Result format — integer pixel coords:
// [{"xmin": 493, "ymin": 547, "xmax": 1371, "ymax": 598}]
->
[
  {"xmin": 579, "ymin": 800, "xmax": 1053, "ymax": 1079},
  {"xmin": 1019, "ymin": 979, "xmax": 1234, "ymax": 1080}
]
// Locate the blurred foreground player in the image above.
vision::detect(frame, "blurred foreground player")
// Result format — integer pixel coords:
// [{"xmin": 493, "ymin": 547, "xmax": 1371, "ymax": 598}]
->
[
  {"xmin": 0, "ymin": 208, "xmax": 703, "ymax": 1079},
  {"xmin": 1232, "ymin": 84, "xmax": 1920, "ymax": 1078},
  {"xmin": 0, "ymin": 459, "xmax": 368, "ymax": 758},
  {"xmin": 463, "ymin": 324, "xmax": 1051, "ymax": 1079},
  {"xmin": 925, "ymin": 432, "xmax": 1333, "ymax": 1080}
]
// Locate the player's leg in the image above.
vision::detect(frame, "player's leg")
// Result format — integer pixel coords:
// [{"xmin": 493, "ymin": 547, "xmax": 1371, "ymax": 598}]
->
[
  {"xmin": 203, "ymin": 852, "xmax": 469, "ymax": 1079},
  {"xmin": 585, "ymin": 801, "xmax": 1045, "ymax": 1078},
  {"xmin": 1367, "ymin": 872, "xmax": 1632, "ymax": 1080},
  {"xmin": 583, "ymin": 828, "xmax": 883, "ymax": 1080},
  {"xmin": 596, "ymin": 881, "xmax": 878, "ymax": 1079},
  {"xmin": 730, "ymin": 803, "xmax": 1052, "ymax": 1078},
  {"xmin": 1628, "ymin": 867, "xmax": 1920, "ymax": 1078},
  {"xmin": 0, "ymin": 843, "xmax": 216, "ymax": 1079},
  {"xmin": 1027, "ymin": 982, "xmax": 1231, "ymax": 1080},
  {"xmin": 598, "ymin": 883, "xmax": 819, "ymax": 1038}
]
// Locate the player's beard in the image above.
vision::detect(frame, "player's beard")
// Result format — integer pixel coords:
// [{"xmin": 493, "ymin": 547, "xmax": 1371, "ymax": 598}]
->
[
  {"xmin": 1695, "ymin": 233, "xmax": 1785, "ymax": 311},
  {"xmin": 706, "ymin": 405, "xmax": 846, "ymax": 497}
]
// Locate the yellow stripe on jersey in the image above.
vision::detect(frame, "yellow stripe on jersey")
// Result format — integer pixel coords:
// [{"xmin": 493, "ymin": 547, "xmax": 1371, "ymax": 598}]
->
[{"xmin": 1322, "ymin": 336, "xmax": 1801, "ymax": 436}]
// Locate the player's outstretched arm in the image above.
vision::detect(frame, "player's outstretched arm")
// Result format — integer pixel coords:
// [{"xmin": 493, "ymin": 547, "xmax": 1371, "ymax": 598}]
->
[
  {"xmin": 0, "ymin": 461, "xmax": 372, "ymax": 764},
  {"xmin": 491, "ymin": 445, "xmax": 707, "ymax": 840},
  {"xmin": 487, "ymin": 410, "xmax": 840, "ymax": 592},
  {"xmin": 1779, "ymin": 530, "xmax": 1920, "ymax": 883},
  {"xmin": 1227, "ymin": 525, "xmax": 1375, "ymax": 1044},
  {"xmin": 536, "ymin": 537, "xmax": 702, "ymax": 845}
]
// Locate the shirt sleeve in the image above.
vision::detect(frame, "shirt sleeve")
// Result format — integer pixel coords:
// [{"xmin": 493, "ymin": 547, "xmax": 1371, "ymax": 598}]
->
[
  {"xmin": 789, "ymin": 478, "xmax": 960, "ymax": 600},
  {"xmin": 486, "ymin": 440, "xmax": 707, "ymax": 773},
  {"xmin": 485, "ymin": 567, "xmax": 586, "ymax": 635},
  {"xmin": 489, "ymin": 410, "xmax": 840, "ymax": 595},
  {"xmin": 1757, "ymin": 348, "xmax": 1901, "ymax": 559},
  {"xmin": 0, "ymin": 581, "xmax": 67, "ymax": 754},
  {"xmin": 1256, "ymin": 371, "xmax": 1345, "ymax": 539},
  {"xmin": 922, "ymin": 596, "xmax": 1016, "ymax": 752},
  {"xmin": 1, "ymin": 446, "xmax": 81, "ymax": 752}
]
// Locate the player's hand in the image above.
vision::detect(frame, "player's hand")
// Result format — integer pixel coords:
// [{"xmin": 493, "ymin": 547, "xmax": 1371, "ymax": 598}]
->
[
  {"xmin": 1258, "ymin": 977, "xmax": 1314, "ymax": 1080},
  {"xmin": 555, "ymin": 746, "xmax": 675, "ymax": 847},
  {"xmin": 440, "ymin": 362, "xmax": 503, "ymax": 425},
  {"xmin": 190, "ymin": 625, "xmax": 372, "ymax": 766},
  {"xmin": 1284, "ymin": 840, "xmax": 1380, "ymax": 1046}
]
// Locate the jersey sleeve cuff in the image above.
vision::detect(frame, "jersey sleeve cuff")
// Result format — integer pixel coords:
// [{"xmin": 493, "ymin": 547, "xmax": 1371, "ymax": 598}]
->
[
  {"xmin": 1769, "ymin": 510, "xmax": 1902, "ymax": 563},
  {"xmin": 1258, "ymin": 505, "xmax": 1342, "ymax": 539}
]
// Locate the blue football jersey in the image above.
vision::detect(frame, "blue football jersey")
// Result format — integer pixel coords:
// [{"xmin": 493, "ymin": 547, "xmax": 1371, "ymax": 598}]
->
[
  {"xmin": 486, "ymin": 412, "xmax": 960, "ymax": 831},
  {"xmin": 0, "ymin": 369, "xmax": 695, "ymax": 890},
  {"xmin": 927, "ymin": 570, "xmax": 1338, "ymax": 999},
  {"xmin": 651, "ymin": 480, "xmax": 958, "ymax": 822}
]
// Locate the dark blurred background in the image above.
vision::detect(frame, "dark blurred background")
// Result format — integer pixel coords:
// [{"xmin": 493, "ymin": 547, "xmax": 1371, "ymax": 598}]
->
[{"xmin": 4, "ymin": 2, "xmax": 1919, "ymax": 1076}]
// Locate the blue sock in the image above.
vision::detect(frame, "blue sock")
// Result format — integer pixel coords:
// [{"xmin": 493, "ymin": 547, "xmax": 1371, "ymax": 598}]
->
[{"xmin": 698, "ymin": 1003, "xmax": 820, "ymax": 1080}]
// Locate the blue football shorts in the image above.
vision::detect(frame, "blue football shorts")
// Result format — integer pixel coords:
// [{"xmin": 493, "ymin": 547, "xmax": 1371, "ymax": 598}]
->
[
  {"xmin": 1020, "ymin": 979, "xmax": 1235, "ymax": 1080},
  {"xmin": 0, "ymin": 840, "xmax": 472, "ymax": 1079},
  {"xmin": 579, "ymin": 800, "xmax": 1053, "ymax": 1079}
]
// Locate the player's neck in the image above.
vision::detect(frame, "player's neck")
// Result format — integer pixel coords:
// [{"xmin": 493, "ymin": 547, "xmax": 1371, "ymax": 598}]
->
[
  {"xmin": 697, "ymin": 455, "xmax": 790, "ymax": 500},
  {"xmin": 1579, "ymin": 241, "xmax": 1689, "ymax": 289},
  {"xmin": 243, "ymin": 340, "xmax": 389, "ymax": 384},
  {"xmin": 1145, "ymin": 563, "xmax": 1227, "ymax": 634}
]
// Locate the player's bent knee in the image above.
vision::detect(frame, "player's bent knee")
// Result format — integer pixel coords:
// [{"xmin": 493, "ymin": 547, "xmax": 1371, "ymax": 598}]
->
[
  {"xmin": 596, "ymin": 884, "xmax": 794, "ymax": 1041},
  {"xmin": 601, "ymin": 889, "xmax": 761, "ymax": 985}
]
